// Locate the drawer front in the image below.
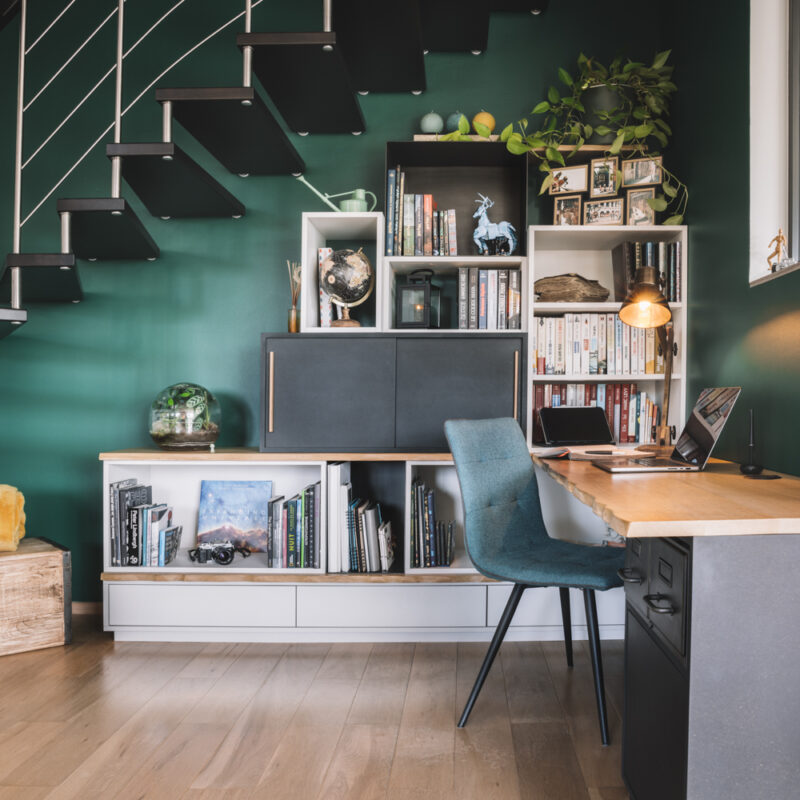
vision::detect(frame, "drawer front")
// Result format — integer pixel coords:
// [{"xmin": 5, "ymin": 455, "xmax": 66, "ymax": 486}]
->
[
  {"xmin": 107, "ymin": 583, "xmax": 295, "ymax": 628},
  {"xmin": 647, "ymin": 539, "xmax": 688, "ymax": 658},
  {"xmin": 297, "ymin": 585, "xmax": 486, "ymax": 628},
  {"xmin": 621, "ymin": 537, "xmax": 650, "ymax": 613}
]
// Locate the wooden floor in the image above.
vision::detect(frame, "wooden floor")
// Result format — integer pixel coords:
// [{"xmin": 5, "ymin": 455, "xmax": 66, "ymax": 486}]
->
[{"xmin": 0, "ymin": 616, "xmax": 629, "ymax": 800}]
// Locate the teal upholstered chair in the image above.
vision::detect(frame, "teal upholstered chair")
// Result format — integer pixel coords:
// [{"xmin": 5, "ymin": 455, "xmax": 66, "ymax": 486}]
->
[{"xmin": 445, "ymin": 417, "xmax": 625, "ymax": 744}]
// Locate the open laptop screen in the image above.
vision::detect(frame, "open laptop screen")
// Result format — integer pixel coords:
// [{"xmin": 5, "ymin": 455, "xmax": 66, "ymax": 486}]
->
[
  {"xmin": 671, "ymin": 387, "xmax": 741, "ymax": 467},
  {"xmin": 538, "ymin": 406, "xmax": 615, "ymax": 446}
]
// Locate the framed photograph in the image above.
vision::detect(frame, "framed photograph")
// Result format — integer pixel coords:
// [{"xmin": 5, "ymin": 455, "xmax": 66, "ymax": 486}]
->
[
  {"xmin": 621, "ymin": 156, "xmax": 663, "ymax": 187},
  {"xmin": 584, "ymin": 197, "xmax": 624, "ymax": 226},
  {"xmin": 548, "ymin": 164, "xmax": 589, "ymax": 194},
  {"xmin": 553, "ymin": 194, "xmax": 582, "ymax": 226},
  {"xmin": 627, "ymin": 187, "xmax": 656, "ymax": 226},
  {"xmin": 589, "ymin": 157, "xmax": 618, "ymax": 197}
]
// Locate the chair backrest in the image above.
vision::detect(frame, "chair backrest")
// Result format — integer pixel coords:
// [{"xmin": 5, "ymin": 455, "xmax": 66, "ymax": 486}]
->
[{"xmin": 444, "ymin": 418, "xmax": 550, "ymax": 574}]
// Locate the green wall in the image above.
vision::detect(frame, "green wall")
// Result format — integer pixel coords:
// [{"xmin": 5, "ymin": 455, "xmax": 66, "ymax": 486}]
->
[{"xmin": 0, "ymin": 0, "xmax": 758, "ymax": 601}]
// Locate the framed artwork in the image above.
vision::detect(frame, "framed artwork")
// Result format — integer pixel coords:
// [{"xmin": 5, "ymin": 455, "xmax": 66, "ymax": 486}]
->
[
  {"xmin": 548, "ymin": 164, "xmax": 589, "ymax": 194},
  {"xmin": 553, "ymin": 194, "xmax": 582, "ymax": 226},
  {"xmin": 590, "ymin": 157, "xmax": 618, "ymax": 197},
  {"xmin": 621, "ymin": 156, "xmax": 663, "ymax": 187},
  {"xmin": 627, "ymin": 187, "xmax": 656, "ymax": 225},
  {"xmin": 584, "ymin": 197, "xmax": 624, "ymax": 226}
]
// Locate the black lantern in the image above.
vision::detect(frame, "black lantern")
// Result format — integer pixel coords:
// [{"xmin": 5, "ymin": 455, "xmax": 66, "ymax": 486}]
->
[{"xmin": 396, "ymin": 269, "xmax": 441, "ymax": 328}]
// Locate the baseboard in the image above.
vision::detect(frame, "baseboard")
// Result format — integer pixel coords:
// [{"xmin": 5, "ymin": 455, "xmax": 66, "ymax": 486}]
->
[{"xmin": 72, "ymin": 601, "xmax": 102, "ymax": 615}]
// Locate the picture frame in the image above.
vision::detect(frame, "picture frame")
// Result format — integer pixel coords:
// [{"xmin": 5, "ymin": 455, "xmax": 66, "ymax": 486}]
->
[
  {"xmin": 627, "ymin": 187, "xmax": 656, "ymax": 226},
  {"xmin": 589, "ymin": 157, "xmax": 618, "ymax": 198},
  {"xmin": 548, "ymin": 164, "xmax": 589, "ymax": 194},
  {"xmin": 584, "ymin": 197, "xmax": 624, "ymax": 226},
  {"xmin": 553, "ymin": 194, "xmax": 582, "ymax": 226},
  {"xmin": 621, "ymin": 155, "xmax": 663, "ymax": 187}
]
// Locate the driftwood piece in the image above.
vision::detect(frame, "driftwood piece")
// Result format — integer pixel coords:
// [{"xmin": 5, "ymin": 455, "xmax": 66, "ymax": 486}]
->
[{"xmin": 534, "ymin": 273, "xmax": 610, "ymax": 302}]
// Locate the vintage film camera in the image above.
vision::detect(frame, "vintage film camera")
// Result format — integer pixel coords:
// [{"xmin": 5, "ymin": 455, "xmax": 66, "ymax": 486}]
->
[{"xmin": 188, "ymin": 540, "xmax": 250, "ymax": 566}]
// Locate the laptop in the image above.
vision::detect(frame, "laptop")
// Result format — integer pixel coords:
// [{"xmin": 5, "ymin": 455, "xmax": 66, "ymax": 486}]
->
[
  {"xmin": 538, "ymin": 406, "xmax": 615, "ymax": 446},
  {"xmin": 593, "ymin": 387, "xmax": 742, "ymax": 473}
]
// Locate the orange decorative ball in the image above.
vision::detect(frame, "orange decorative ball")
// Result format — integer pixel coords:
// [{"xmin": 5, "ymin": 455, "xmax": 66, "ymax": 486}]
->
[{"xmin": 472, "ymin": 110, "xmax": 496, "ymax": 134}]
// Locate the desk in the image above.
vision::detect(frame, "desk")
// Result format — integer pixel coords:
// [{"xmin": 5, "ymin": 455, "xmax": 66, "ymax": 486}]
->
[{"xmin": 533, "ymin": 456, "xmax": 800, "ymax": 800}]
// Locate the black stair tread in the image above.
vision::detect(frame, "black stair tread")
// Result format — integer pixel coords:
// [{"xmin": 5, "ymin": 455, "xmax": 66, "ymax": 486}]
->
[
  {"xmin": 106, "ymin": 142, "xmax": 245, "ymax": 218},
  {"xmin": 237, "ymin": 32, "xmax": 365, "ymax": 134},
  {"xmin": 56, "ymin": 198, "xmax": 159, "ymax": 261},
  {"xmin": 0, "ymin": 307, "xmax": 27, "ymax": 338},
  {"xmin": 332, "ymin": 1, "xmax": 426, "ymax": 93},
  {"xmin": 1, "ymin": 253, "xmax": 82, "ymax": 303},
  {"xmin": 421, "ymin": 0, "xmax": 490, "ymax": 52},
  {"xmin": 155, "ymin": 86, "xmax": 304, "ymax": 175},
  {"xmin": 490, "ymin": 0, "xmax": 548, "ymax": 10}
]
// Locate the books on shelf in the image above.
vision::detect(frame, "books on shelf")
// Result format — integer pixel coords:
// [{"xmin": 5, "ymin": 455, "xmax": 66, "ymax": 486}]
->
[
  {"xmin": 386, "ymin": 166, "xmax": 458, "ymax": 256},
  {"xmin": 533, "ymin": 312, "xmax": 664, "ymax": 376},
  {"xmin": 409, "ymin": 478, "xmax": 456, "ymax": 569},
  {"xmin": 532, "ymin": 382, "xmax": 662, "ymax": 445},
  {"xmin": 611, "ymin": 240, "xmax": 682, "ymax": 302},
  {"xmin": 457, "ymin": 267, "xmax": 521, "ymax": 330}
]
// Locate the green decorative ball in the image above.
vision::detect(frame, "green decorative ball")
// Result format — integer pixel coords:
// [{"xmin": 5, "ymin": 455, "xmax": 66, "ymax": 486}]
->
[
  {"xmin": 420, "ymin": 112, "xmax": 444, "ymax": 134},
  {"xmin": 446, "ymin": 111, "xmax": 463, "ymax": 131}
]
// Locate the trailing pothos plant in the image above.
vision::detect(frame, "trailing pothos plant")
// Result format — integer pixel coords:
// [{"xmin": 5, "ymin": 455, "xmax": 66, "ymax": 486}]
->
[{"xmin": 442, "ymin": 50, "xmax": 687, "ymax": 224}]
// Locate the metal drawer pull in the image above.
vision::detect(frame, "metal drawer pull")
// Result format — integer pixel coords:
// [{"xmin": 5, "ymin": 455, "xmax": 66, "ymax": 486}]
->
[
  {"xmin": 617, "ymin": 567, "xmax": 644, "ymax": 585},
  {"xmin": 268, "ymin": 351, "xmax": 275, "ymax": 433},
  {"xmin": 644, "ymin": 593, "xmax": 676, "ymax": 615}
]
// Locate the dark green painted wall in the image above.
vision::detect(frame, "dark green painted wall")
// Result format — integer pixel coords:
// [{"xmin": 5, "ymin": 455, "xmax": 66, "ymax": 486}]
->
[{"xmin": 0, "ymin": 0, "xmax": 779, "ymax": 602}]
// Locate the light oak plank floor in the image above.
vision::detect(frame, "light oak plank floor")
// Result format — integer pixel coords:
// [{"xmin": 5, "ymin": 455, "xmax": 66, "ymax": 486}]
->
[{"xmin": 0, "ymin": 617, "xmax": 628, "ymax": 800}]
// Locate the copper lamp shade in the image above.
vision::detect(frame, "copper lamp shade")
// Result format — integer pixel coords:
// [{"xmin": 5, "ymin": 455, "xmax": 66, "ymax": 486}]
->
[{"xmin": 619, "ymin": 266, "xmax": 671, "ymax": 328}]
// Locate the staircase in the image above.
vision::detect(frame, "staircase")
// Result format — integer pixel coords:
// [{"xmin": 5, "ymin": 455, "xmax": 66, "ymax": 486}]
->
[{"xmin": 1, "ymin": 0, "xmax": 548, "ymax": 339}]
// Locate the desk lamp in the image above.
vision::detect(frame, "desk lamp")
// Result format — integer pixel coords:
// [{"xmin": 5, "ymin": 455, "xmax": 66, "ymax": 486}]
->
[{"xmin": 618, "ymin": 265, "xmax": 675, "ymax": 452}]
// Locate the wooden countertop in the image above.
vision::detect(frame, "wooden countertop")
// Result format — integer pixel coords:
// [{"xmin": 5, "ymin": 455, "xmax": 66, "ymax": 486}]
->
[{"xmin": 532, "ymin": 456, "xmax": 800, "ymax": 538}]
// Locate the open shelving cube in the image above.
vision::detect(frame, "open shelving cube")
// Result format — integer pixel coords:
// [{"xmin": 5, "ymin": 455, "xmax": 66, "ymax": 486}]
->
[
  {"xmin": 300, "ymin": 212, "xmax": 384, "ymax": 333},
  {"xmin": 102, "ymin": 455, "xmax": 327, "ymax": 575}
]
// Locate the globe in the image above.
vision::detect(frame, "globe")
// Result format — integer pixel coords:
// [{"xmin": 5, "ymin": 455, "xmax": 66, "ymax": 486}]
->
[{"xmin": 319, "ymin": 248, "xmax": 374, "ymax": 327}]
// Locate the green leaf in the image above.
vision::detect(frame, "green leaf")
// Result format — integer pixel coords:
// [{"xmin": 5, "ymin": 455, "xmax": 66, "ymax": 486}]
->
[
  {"xmin": 582, "ymin": 123, "xmax": 593, "ymax": 139},
  {"xmin": 529, "ymin": 137, "xmax": 546, "ymax": 148},
  {"xmin": 532, "ymin": 101, "xmax": 550, "ymax": 114},
  {"xmin": 615, "ymin": 172, "xmax": 623, "ymax": 191},
  {"xmin": 594, "ymin": 125, "xmax": 612, "ymax": 136},
  {"xmin": 569, "ymin": 136, "xmax": 585, "ymax": 157},
  {"xmin": 558, "ymin": 67, "xmax": 573, "ymax": 87},
  {"xmin": 652, "ymin": 49, "xmax": 671, "ymax": 69},
  {"xmin": 506, "ymin": 138, "xmax": 531, "ymax": 155},
  {"xmin": 474, "ymin": 121, "xmax": 491, "ymax": 138},
  {"xmin": 663, "ymin": 182, "xmax": 678, "ymax": 198},
  {"xmin": 548, "ymin": 85, "xmax": 560, "ymax": 104},
  {"xmin": 539, "ymin": 173, "xmax": 554, "ymax": 195},
  {"xmin": 654, "ymin": 118, "xmax": 672, "ymax": 135},
  {"xmin": 457, "ymin": 114, "xmax": 470, "ymax": 134},
  {"xmin": 652, "ymin": 130, "xmax": 669, "ymax": 148},
  {"xmin": 539, "ymin": 161, "xmax": 551, "ymax": 172},
  {"xmin": 167, "ymin": 398, "xmax": 174, "ymax": 407},
  {"xmin": 500, "ymin": 123, "xmax": 513, "ymax": 142},
  {"xmin": 663, "ymin": 214, "xmax": 684, "ymax": 225},
  {"xmin": 546, "ymin": 146, "xmax": 565, "ymax": 166},
  {"xmin": 634, "ymin": 123, "xmax": 653, "ymax": 138},
  {"xmin": 647, "ymin": 196, "xmax": 669, "ymax": 212},
  {"xmin": 608, "ymin": 131, "xmax": 625, "ymax": 155}
]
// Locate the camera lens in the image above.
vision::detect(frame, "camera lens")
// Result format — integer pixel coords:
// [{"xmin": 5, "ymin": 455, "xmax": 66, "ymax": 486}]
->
[{"xmin": 212, "ymin": 546, "xmax": 234, "ymax": 565}]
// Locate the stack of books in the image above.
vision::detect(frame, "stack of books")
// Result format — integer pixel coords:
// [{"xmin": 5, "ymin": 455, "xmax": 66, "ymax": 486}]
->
[
  {"xmin": 612, "ymin": 240, "xmax": 682, "ymax": 301},
  {"xmin": 263, "ymin": 483, "xmax": 322, "ymax": 569},
  {"xmin": 457, "ymin": 267, "xmax": 522, "ymax": 330},
  {"xmin": 532, "ymin": 313, "xmax": 666, "ymax": 375},
  {"xmin": 385, "ymin": 168, "xmax": 458, "ymax": 256},
  {"xmin": 409, "ymin": 478, "xmax": 456, "ymax": 568},
  {"xmin": 108, "ymin": 479, "xmax": 182, "ymax": 567},
  {"xmin": 532, "ymin": 382, "xmax": 661, "ymax": 444}
]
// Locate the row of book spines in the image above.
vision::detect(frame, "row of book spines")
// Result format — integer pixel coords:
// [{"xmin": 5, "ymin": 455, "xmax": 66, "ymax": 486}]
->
[
  {"xmin": 267, "ymin": 483, "xmax": 321, "ymax": 569},
  {"xmin": 409, "ymin": 479, "xmax": 455, "ymax": 568},
  {"xmin": 532, "ymin": 382, "xmax": 661, "ymax": 444},
  {"xmin": 532, "ymin": 313, "xmax": 666, "ymax": 376},
  {"xmin": 457, "ymin": 267, "xmax": 522, "ymax": 330},
  {"xmin": 385, "ymin": 168, "xmax": 458, "ymax": 256},
  {"xmin": 346, "ymin": 498, "xmax": 392, "ymax": 573},
  {"xmin": 613, "ymin": 240, "xmax": 682, "ymax": 301}
]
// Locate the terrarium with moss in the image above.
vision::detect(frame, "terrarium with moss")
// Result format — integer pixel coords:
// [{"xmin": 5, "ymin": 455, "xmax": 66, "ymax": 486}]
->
[{"xmin": 149, "ymin": 383, "xmax": 220, "ymax": 450}]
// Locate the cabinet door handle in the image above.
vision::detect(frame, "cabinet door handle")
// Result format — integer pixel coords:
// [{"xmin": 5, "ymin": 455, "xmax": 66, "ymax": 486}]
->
[
  {"xmin": 268, "ymin": 351, "xmax": 275, "ymax": 433},
  {"xmin": 513, "ymin": 350, "xmax": 519, "ymax": 420},
  {"xmin": 644, "ymin": 593, "xmax": 676, "ymax": 615},
  {"xmin": 617, "ymin": 567, "xmax": 644, "ymax": 585}
]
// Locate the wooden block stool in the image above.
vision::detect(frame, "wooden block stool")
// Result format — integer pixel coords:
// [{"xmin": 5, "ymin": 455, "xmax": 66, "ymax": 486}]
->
[{"xmin": 0, "ymin": 538, "xmax": 72, "ymax": 656}]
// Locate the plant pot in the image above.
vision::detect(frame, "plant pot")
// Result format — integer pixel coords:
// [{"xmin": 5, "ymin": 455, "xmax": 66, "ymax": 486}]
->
[{"xmin": 582, "ymin": 85, "xmax": 624, "ymax": 144}]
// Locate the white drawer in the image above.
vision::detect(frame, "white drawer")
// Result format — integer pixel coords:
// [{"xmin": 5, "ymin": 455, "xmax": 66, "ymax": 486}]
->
[
  {"xmin": 107, "ymin": 583, "xmax": 295, "ymax": 628},
  {"xmin": 297, "ymin": 585, "xmax": 486, "ymax": 628}
]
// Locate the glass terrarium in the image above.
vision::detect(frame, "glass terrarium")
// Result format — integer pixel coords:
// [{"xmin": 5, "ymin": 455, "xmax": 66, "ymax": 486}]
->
[{"xmin": 149, "ymin": 383, "xmax": 221, "ymax": 450}]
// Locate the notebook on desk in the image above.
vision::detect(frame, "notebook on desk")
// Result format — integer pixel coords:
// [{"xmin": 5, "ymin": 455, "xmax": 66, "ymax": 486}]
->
[{"xmin": 593, "ymin": 387, "xmax": 741, "ymax": 473}]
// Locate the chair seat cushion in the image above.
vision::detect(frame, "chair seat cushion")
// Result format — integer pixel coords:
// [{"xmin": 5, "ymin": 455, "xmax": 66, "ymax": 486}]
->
[{"xmin": 475, "ymin": 535, "xmax": 626, "ymax": 591}]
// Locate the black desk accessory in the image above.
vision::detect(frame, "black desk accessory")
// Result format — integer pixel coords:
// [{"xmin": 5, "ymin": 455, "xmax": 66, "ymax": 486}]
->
[
  {"xmin": 538, "ymin": 406, "xmax": 614, "ymax": 446},
  {"xmin": 740, "ymin": 408, "xmax": 764, "ymax": 475}
]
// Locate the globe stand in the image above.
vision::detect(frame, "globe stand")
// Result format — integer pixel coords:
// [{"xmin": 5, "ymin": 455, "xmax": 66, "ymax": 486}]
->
[{"xmin": 331, "ymin": 305, "xmax": 360, "ymax": 327}]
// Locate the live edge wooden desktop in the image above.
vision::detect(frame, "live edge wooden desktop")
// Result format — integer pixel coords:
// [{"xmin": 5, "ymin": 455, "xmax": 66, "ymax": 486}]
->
[{"xmin": 532, "ymin": 455, "xmax": 800, "ymax": 800}]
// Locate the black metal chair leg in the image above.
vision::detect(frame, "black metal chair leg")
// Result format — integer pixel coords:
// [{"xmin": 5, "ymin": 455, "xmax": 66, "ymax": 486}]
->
[
  {"xmin": 458, "ymin": 583, "xmax": 525, "ymax": 728},
  {"xmin": 559, "ymin": 587, "xmax": 573, "ymax": 668},
  {"xmin": 583, "ymin": 588, "xmax": 610, "ymax": 745}
]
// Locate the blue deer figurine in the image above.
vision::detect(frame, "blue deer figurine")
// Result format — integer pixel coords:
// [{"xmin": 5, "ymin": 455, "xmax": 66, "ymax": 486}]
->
[{"xmin": 472, "ymin": 194, "xmax": 517, "ymax": 255}]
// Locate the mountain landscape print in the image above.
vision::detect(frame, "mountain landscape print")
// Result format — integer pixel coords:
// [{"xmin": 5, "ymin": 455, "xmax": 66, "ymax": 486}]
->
[{"xmin": 197, "ymin": 479, "xmax": 273, "ymax": 553}]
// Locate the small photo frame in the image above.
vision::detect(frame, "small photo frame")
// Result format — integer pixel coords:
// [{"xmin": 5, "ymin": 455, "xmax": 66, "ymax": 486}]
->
[
  {"xmin": 549, "ymin": 164, "xmax": 589, "ymax": 195},
  {"xmin": 584, "ymin": 197, "xmax": 624, "ymax": 226},
  {"xmin": 590, "ymin": 157, "xmax": 618, "ymax": 198},
  {"xmin": 621, "ymin": 156, "xmax": 663, "ymax": 187},
  {"xmin": 627, "ymin": 187, "xmax": 656, "ymax": 226},
  {"xmin": 554, "ymin": 194, "xmax": 582, "ymax": 226}
]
